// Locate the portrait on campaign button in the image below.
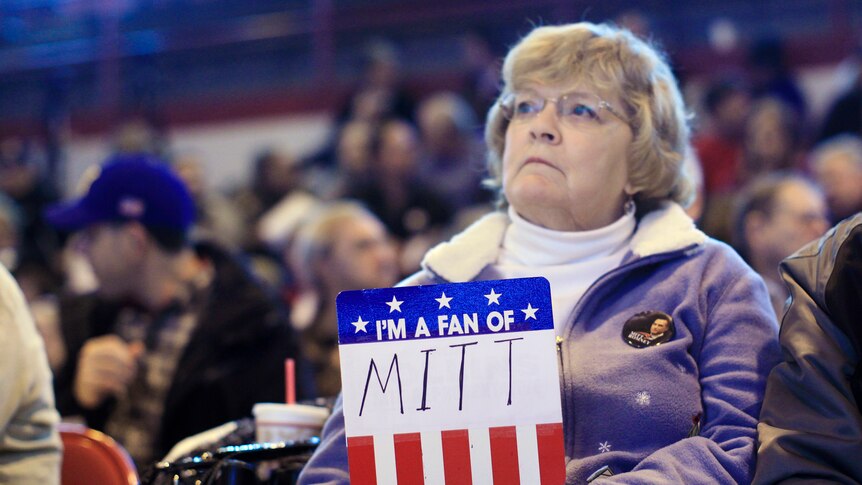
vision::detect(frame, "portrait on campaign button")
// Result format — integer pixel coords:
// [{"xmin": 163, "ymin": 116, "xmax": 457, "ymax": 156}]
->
[{"xmin": 622, "ymin": 310, "xmax": 675, "ymax": 348}]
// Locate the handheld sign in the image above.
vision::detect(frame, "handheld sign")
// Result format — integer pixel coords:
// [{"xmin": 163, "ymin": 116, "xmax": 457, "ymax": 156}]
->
[{"xmin": 337, "ymin": 277, "xmax": 565, "ymax": 485}]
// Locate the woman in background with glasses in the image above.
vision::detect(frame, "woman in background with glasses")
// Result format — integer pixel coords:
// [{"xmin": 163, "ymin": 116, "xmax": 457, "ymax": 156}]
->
[{"xmin": 300, "ymin": 22, "xmax": 780, "ymax": 483}]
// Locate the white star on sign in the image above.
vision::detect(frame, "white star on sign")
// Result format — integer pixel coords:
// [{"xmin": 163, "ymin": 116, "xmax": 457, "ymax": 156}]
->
[
  {"xmin": 385, "ymin": 295, "xmax": 404, "ymax": 313},
  {"xmin": 598, "ymin": 441, "xmax": 612, "ymax": 453},
  {"xmin": 521, "ymin": 303, "xmax": 539, "ymax": 320},
  {"xmin": 484, "ymin": 288, "xmax": 502, "ymax": 305},
  {"xmin": 351, "ymin": 316, "xmax": 369, "ymax": 333},
  {"xmin": 435, "ymin": 292, "xmax": 453, "ymax": 309}
]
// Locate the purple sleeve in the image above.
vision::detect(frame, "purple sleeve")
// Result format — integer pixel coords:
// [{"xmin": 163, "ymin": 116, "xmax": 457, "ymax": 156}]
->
[
  {"xmin": 594, "ymin": 270, "xmax": 781, "ymax": 483},
  {"xmin": 296, "ymin": 394, "xmax": 350, "ymax": 485}
]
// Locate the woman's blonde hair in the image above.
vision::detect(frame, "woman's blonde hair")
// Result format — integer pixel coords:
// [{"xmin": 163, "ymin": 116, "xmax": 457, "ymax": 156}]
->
[{"xmin": 484, "ymin": 22, "xmax": 694, "ymax": 211}]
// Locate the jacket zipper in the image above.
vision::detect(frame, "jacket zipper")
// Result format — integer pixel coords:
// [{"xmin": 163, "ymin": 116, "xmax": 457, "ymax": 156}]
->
[
  {"xmin": 556, "ymin": 335, "xmax": 565, "ymax": 382},
  {"xmin": 557, "ymin": 245, "xmax": 698, "ymax": 454}
]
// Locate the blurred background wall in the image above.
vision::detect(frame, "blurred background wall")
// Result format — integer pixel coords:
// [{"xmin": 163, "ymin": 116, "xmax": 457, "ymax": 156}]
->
[{"xmin": 1, "ymin": 0, "xmax": 859, "ymax": 195}]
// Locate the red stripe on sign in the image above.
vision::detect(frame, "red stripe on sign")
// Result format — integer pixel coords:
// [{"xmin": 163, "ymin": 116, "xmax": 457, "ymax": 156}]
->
[
  {"xmin": 347, "ymin": 436, "xmax": 377, "ymax": 485},
  {"xmin": 394, "ymin": 432, "xmax": 424, "ymax": 485},
  {"xmin": 442, "ymin": 429, "xmax": 472, "ymax": 485},
  {"xmin": 536, "ymin": 422, "xmax": 565, "ymax": 485},
  {"xmin": 489, "ymin": 426, "xmax": 520, "ymax": 485}
]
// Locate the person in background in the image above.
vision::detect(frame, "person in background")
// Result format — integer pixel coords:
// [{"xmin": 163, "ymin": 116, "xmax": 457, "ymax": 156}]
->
[
  {"xmin": 705, "ymin": 97, "xmax": 805, "ymax": 245},
  {"xmin": 754, "ymin": 213, "xmax": 862, "ymax": 483},
  {"xmin": 232, "ymin": 148, "xmax": 318, "ymax": 289},
  {"xmin": 45, "ymin": 154, "xmax": 311, "ymax": 467},
  {"xmin": 350, "ymin": 118, "xmax": 453, "ymax": 240},
  {"xmin": 111, "ymin": 117, "xmax": 166, "ymax": 157},
  {"xmin": 304, "ymin": 119, "xmax": 376, "ymax": 201},
  {"xmin": 732, "ymin": 173, "xmax": 830, "ymax": 316},
  {"xmin": 741, "ymin": 97, "xmax": 803, "ymax": 183},
  {"xmin": 0, "ymin": 263, "xmax": 61, "ymax": 484},
  {"xmin": 0, "ymin": 193, "xmax": 67, "ymax": 374},
  {"xmin": 288, "ymin": 201, "xmax": 399, "ymax": 398},
  {"xmin": 694, "ymin": 78, "xmax": 750, "ymax": 242},
  {"xmin": 338, "ymin": 40, "xmax": 416, "ymax": 125},
  {"xmin": 692, "ymin": 78, "xmax": 750, "ymax": 197},
  {"xmin": 0, "ymin": 137, "xmax": 60, "ymax": 294},
  {"xmin": 809, "ymin": 134, "xmax": 862, "ymax": 224},
  {"xmin": 349, "ymin": 118, "xmax": 454, "ymax": 275},
  {"xmin": 747, "ymin": 36, "xmax": 807, "ymax": 120},
  {"xmin": 416, "ymin": 91, "xmax": 491, "ymax": 211},
  {"xmin": 247, "ymin": 150, "xmax": 320, "ymax": 255},
  {"xmin": 460, "ymin": 31, "xmax": 503, "ymax": 121},
  {"xmin": 304, "ymin": 39, "xmax": 416, "ymax": 170},
  {"xmin": 172, "ymin": 152, "xmax": 244, "ymax": 251},
  {"xmin": 233, "ymin": 148, "xmax": 306, "ymax": 238},
  {"xmin": 299, "ymin": 21, "xmax": 779, "ymax": 484}
]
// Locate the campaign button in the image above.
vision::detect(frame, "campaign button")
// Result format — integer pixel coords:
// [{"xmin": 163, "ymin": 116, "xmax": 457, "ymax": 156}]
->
[{"xmin": 622, "ymin": 310, "xmax": 674, "ymax": 348}]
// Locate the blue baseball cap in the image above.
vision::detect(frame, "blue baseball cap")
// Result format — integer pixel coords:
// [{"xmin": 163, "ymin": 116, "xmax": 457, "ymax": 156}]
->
[{"xmin": 45, "ymin": 154, "xmax": 196, "ymax": 233}]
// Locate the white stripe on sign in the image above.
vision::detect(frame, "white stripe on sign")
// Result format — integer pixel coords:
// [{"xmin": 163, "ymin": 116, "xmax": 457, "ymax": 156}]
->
[
  {"xmin": 373, "ymin": 433, "xmax": 397, "ymax": 484},
  {"xmin": 420, "ymin": 430, "xmax": 444, "ymax": 484},
  {"xmin": 517, "ymin": 425, "xmax": 541, "ymax": 484},
  {"xmin": 469, "ymin": 428, "xmax": 492, "ymax": 484}
]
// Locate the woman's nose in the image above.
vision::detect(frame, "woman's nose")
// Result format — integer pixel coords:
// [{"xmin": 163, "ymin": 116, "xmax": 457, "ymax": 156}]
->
[{"xmin": 528, "ymin": 105, "xmax": 561, "ymax": 144}]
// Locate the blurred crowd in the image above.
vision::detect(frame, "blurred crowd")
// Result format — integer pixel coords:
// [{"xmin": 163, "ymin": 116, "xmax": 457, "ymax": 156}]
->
[
  {"xmin": 690, "ymin": 37, "xmax": 862, "ymax": 315},
  {"xmin": 2, "ymin": 28, "xmax": 862, "ymax": 469}
]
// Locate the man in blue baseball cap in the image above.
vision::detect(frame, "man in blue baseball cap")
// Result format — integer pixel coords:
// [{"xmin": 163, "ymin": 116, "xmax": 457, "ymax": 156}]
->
[
  {"xmin": 45, "ymin": 154, "xmax": 311, "ymax": 467},
  {"xmin": 46, "ymin": 154, "xmax": 195, "ymax": 248}
]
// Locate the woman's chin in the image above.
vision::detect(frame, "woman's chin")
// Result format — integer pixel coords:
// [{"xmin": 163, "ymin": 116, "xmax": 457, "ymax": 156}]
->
[{"xmin": 506, "ymin": 180, "xmax": 564, "ymax": 211}]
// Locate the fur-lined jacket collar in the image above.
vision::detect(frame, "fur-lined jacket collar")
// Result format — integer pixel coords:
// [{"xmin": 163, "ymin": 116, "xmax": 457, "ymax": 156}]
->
[{"xmin": 421, "ymin": 202, "xmax": 707, "ymax": 283}]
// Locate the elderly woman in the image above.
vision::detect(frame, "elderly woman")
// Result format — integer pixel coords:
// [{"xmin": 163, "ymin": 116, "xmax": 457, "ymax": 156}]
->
[{"xmin": 299, "ymin": 22, "xmax": 780, "ymax": 483}]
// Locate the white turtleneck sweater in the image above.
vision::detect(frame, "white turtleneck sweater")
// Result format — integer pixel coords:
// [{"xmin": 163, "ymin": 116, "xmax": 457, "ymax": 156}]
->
[{"xmin": 494, "ymin": 205, "xmax": 636, "ymax": 336}]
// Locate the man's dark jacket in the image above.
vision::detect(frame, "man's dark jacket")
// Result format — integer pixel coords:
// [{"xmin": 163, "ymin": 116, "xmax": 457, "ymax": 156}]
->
[
  {"xmin": 54, "ymin": 243, "xmax": 313, "ymax": 460},
  {"xmin": 754, "ymin": 213, "xmax": 862, "ymax": 483}
]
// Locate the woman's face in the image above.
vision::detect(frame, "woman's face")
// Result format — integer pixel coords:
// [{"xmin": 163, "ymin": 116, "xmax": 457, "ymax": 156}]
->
[{"xmin": 502, "ymin": 80, "xmax": 634, "ymax": 231}]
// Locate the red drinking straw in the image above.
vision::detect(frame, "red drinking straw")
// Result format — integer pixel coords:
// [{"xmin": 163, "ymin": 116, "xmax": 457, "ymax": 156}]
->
[{"xmin": 285, "ymin": 358, "xmax": 296, "ymax": 404}]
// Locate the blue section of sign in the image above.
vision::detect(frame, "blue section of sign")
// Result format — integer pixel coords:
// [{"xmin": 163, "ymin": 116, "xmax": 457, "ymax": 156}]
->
[{"xmin": 336, "ymin": 277, "xmax": 553, "ymax": 345}]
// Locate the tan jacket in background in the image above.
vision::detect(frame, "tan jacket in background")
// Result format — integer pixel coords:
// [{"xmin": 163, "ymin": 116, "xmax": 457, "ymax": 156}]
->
[{"xmin": 0, "ymin": 264, "xmax": 61, "ymax": 484}]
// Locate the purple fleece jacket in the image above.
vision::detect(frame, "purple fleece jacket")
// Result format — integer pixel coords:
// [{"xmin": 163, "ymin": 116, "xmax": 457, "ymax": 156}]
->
[{"xmin": 298, "ymin": 203, "xmax": 781, "ymax": 484}]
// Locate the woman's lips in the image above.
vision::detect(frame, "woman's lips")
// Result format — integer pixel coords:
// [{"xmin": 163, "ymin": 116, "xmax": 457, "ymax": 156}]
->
[{"xmin": 524, "ymin": 157, "xmax": 557, "ymax": 169}]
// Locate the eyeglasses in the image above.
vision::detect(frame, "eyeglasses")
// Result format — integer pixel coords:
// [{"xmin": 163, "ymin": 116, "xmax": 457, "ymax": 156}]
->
[{"xmin": 499, "ymin": 90, "xmax": 629, "ymax": 126}]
